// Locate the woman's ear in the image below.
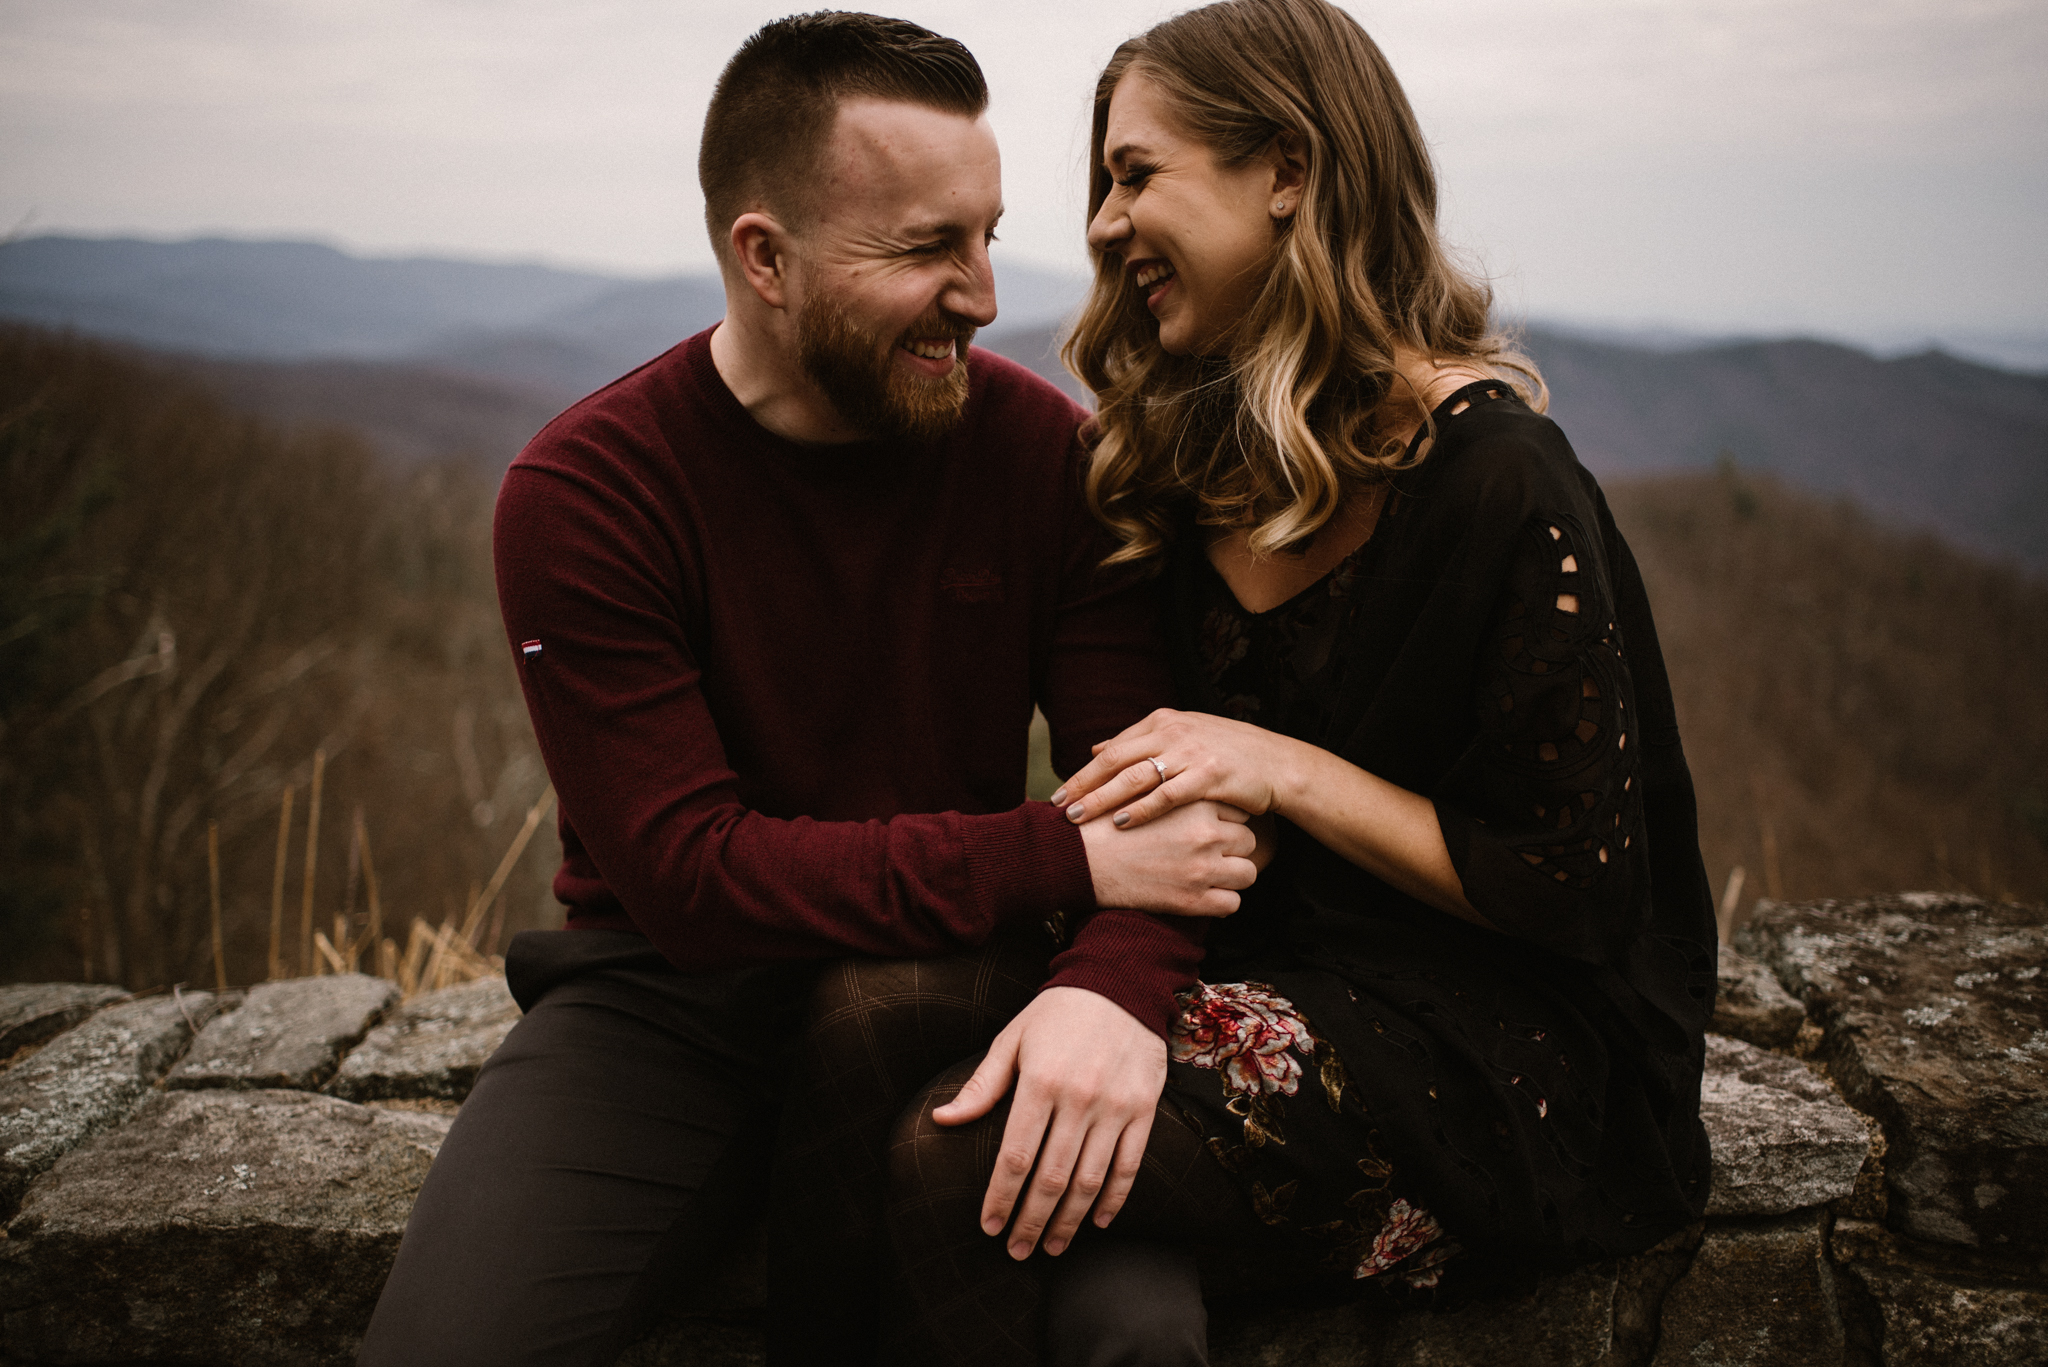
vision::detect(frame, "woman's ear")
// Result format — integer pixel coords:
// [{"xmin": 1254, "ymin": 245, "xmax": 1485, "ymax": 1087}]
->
[
  {"xmin": 729, "ymin": 212, "xmax": 793, "ymax": 309},
  {"xmin": 1268, "ymin": 131, "xmax": 1307, "ymax": 219}
]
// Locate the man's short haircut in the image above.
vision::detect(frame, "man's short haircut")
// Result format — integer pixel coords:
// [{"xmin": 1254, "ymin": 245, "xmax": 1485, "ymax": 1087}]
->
[{"xmin": 699, "ymin": 11, "xmax": 989, "ymax": 268}]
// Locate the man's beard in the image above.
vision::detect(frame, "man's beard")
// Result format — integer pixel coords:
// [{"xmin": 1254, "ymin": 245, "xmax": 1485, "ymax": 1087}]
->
[{"xmin": 795, "ymin": 294, "xmax": 975, "ymax": 443}]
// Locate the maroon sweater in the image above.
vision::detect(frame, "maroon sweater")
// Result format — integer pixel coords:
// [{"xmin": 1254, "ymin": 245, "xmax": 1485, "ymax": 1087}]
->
[{"xmin": 493, "ymin": 329, "xmax": 1200, "ymax": 1034}]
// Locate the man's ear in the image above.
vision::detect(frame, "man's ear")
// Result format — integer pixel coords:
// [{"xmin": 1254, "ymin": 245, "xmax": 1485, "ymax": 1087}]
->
[{"xmin": 730, "ymin": 212, "xmax": 794, "ymax": 310}]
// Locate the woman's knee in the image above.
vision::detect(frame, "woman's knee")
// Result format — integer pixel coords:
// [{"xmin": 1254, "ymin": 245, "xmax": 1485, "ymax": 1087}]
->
[
  {"xmin": 796, "ymin": 938, "xmax": 1041, "ymax": 1071},
  {"xmin": 886, "ymin": 1059, "xmax": 1000, "ymax": 1197}
]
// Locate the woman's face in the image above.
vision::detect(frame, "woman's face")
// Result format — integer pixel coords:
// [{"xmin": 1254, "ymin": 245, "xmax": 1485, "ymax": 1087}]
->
[{"xmin": 1086, "ymin": 71, "xmax": 1291, "ymax": 357}]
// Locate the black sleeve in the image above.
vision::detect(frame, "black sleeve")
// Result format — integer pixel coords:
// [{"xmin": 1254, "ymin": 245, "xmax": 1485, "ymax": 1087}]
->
[{"xmin": 1433, "ymin": 506, "xmax": 1650, "ymax": 963}]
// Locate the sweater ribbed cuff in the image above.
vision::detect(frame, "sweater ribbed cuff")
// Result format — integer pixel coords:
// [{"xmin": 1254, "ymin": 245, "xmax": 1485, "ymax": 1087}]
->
[
  {"xmin": 958, "ymin": 803, "xmax": 1096, "ymax": 935},
  {"xmin": 1043, "ymin": 909, "xmax": 1206, "ymax": 1039}
]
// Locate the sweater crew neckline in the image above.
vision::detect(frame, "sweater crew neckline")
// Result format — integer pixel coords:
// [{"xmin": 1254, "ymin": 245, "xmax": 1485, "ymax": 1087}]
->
[{"xmin": 680, "ymin": 325, "xmax": 939, "ymax": 471}]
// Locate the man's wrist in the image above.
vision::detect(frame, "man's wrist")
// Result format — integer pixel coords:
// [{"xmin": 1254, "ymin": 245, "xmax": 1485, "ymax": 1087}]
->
[
  {"xmin": 962, "ymin": 804, "xmax": 1096, "ymax": 929},
  {"xmin": 1043, "ymin": 907, "xmax": 1203, "ymax": 1039}
]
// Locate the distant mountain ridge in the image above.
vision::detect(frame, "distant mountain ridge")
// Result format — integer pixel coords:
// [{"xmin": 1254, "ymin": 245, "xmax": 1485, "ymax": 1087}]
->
[
  {"xmin": 0, "ymin": 235, "xmax": 1083, "ymax": 396},
  {"xmin": 0, "ymin": 236, "xmax": 634, "ymax": 358},
  {"xmin": 969, "ymin": 321, "xmax": 2048, "ymax": 572},
  {"xmin": 4, "ymin": 235, "xmax": 2043, "ymax": 571},
  {"xmin": 1530, "ymin": 330, "xmax": 2048, "ymax": 569}
]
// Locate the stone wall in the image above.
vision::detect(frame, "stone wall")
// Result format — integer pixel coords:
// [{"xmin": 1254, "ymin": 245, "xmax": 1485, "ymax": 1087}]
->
[{"xmin": 2, "ymin": 894, "xmax": 2043, "ymax": 1366}]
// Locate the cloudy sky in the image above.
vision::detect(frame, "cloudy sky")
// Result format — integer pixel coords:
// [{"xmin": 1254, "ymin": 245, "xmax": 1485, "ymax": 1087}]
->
[{"xmin": 3, "ymin": 0, "xmax": 2043, "ymax": 343}]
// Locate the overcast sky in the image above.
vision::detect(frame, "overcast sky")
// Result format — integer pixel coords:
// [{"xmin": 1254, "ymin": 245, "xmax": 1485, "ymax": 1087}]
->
[{"xmin": 3, "ymin": 0, "xmax": 2044, "ymax": 341}]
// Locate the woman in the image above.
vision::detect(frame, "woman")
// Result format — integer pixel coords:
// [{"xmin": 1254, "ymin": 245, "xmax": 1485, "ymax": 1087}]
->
[{"xmin": 782, "ymin": 0, "xmax": 1714, "ymax": 1359}]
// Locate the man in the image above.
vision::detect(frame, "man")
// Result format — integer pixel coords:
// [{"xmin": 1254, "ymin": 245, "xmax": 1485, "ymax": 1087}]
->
[{"xmin": 358, "ymin": 13, "xmax": 1255, "ymax": 1366}]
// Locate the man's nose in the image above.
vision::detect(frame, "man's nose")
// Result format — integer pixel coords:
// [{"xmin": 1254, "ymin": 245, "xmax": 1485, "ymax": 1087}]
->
[{"xmin": 943, "ymin": 243, "xmax": 999, "ymax": 329}]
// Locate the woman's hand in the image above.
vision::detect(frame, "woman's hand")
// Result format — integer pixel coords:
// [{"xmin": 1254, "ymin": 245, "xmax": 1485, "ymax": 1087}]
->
[
  {"xmin": 1056, "ymin": 708, "xmax": 1303, "ymax": 832},
  {"xmin": 1064, "ymin": 709, "xmax": 1493, "ymax": 928},
  {"xmin": 1078, "ymin": 797, "xmax": 1257, "ymax": 917}
]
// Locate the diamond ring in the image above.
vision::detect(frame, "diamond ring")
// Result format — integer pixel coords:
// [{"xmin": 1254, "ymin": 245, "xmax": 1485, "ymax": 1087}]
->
[{"xmin": 1148, "ymin": 757, "xmax": 1169, "ymax": 783}]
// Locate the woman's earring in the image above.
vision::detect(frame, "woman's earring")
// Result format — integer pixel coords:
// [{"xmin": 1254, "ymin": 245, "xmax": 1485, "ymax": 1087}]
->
[{"xmin": 1274, "ymin": 200, "xmax": 1289, "ymax": 215}]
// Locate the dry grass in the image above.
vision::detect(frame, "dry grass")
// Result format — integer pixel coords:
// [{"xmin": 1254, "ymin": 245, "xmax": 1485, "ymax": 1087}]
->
[{"xmin": 0, "ymin": 326, "xmax": 558, "ymax": 988}]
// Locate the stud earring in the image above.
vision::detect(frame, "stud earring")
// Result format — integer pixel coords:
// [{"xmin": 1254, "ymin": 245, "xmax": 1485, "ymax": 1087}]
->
[{"xmin": 1274, "ymin": 200, "xmax": 1288, "ymax": 214}]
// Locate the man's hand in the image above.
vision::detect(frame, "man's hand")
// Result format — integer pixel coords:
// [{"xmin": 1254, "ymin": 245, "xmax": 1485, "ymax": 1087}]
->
[
  {"xmin": 1078, "ymin": 797, "xmax": 1258, "ymax": 917},
  {"xmin": 932, "ymin": 986, "xmax": 1166, "ymax": 1260}
]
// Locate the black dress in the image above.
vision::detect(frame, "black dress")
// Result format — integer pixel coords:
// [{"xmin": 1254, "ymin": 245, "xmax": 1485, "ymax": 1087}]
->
[{"xmin": 1153, "ymin": 380, "xmax": 1716, "ymax": 1295}]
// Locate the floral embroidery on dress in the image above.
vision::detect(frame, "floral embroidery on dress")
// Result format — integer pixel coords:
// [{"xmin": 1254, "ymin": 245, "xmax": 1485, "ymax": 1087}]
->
[
  {"xmin": 1300, "ymin": 1135, "xmax": 1465, "ymax": 1289},
  {"xmin": 1171, "ymin": 982, "xmax": 1466, "ymax": 1288},
  {"xmin": 1171, "ymin": 980, "xmax": 1316, "ymax": 1098},
  {"xmin": 1171, "ymin": 980, "xmax": 1346, "ymax": 1160},
  {"xmin": 1361, "ymin": 1200, "xmax": 1447, "ymax": 1280}
]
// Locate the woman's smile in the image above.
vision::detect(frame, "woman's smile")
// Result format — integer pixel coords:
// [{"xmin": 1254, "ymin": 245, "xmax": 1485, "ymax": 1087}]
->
[
  {"xmin": 1132, "ymin": 260, "xmax": 1179, "ymax": 310},
  {"xmin": 1087, "ymin": 71, "xmax": 1291, "ymax": 355}
]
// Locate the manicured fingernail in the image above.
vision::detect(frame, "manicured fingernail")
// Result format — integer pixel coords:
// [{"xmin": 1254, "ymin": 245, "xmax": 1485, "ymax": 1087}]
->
[
  {"xmin": 1066, "ymin": 803, "xmax": 1086, "ymax": 821},
  {"xmin": 1113, "ymin": 811, "xmax": 1131, "ymax": 827},
  {"xmin": 1045, "ymin": 1238, "xmax": 1067, "ymax": 1256},
  {"xmin": 1049, "ymin": 788, "xmax": 1067, "ymax": 806}
]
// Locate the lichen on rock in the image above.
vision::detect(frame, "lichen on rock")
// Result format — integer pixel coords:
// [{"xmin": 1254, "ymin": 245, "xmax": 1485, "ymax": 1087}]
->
[
  {"xmin": 1710, "ymin": 945, "xmax": 1808, "ymax": 1050},
  {"xmin": 168, "ymin": 973, "xmax": 398, "ymax": 1092},
  {"xmin": 0, "ymin": 983, "xmax": 126, "ymax": 1060},
  {"xmin": 1699, "ymin": 1034, "xmax": 1870, "ymax": 1217},
  {"xmin": 0, "ymin": 991, "xmax": 213, "ymax": 1213},
  {"xmin": 1739, "ymin": 893, "xmax": 2047, "ymax": 1258},
  {"xmin": 328, "ymin": 973, "xmax": 518, "ymax": 1103},
  {"xmin": 0, "ymin": 1088, "xmax": 449, "ymax": 1366}
]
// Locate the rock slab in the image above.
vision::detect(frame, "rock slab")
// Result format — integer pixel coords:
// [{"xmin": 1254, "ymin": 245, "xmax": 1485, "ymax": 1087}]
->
[
  {"xmin": 1850, "ymin": 1262, "xmax": 2048, "ymax": 1367},
  {"xmin": 0, "ymin": 991, "xmax": 211, "ymax": 1212},
  {"xmin": 1699, "ymin": 1033, "xmax": 1870, "ymax": 1217},
  {"xmin": 329, "ymin": 974, "xmax": 519, "ymax": 1103},
  {"xmin": 1648, "ymin": 1211, "xmax": 1841, "ymax": 1367},
  {"xmin": 0, "ymin": 984, "xmax": 125, "ymax": 1059},
  {"xmin": 1739, "ymin": 893, "xmax": 2047, "ymax": 1256},
  {"xmin": 169, "ymin": 973, "xmax": 398, "ymax": 1091},
  {"xmin": 1375, "ymin": 1259, "xmax": 1621, "ymax": 1367},
  {"xmin": 0, "ymin": 1088, "xmax": 449, "ymax": 1367},
  {"xmin": 1709, "ymin": 946, "xmax": 1807, "ymax": 1051}
]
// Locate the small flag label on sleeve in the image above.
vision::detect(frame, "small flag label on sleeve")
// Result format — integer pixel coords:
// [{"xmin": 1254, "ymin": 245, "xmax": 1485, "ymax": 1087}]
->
[{"xmin": 521, "ymin": 640, "xmax": 543, "ymax": 658}]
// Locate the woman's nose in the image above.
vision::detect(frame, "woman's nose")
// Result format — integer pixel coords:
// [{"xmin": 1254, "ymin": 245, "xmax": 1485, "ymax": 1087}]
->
[{"xmin": 1087, "ymin": 199, "xmax": 1130, "ymax": 253}]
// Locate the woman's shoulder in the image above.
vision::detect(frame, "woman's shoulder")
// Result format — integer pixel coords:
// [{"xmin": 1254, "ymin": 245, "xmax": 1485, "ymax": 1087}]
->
[{"xmin": 1405, "ymin": 391, "xmax": 1598, "ymax": 531}]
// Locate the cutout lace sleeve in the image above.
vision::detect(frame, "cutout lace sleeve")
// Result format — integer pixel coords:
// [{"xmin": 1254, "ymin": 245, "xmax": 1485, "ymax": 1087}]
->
[{"xmin": 1446, "ymin": 510, "xmax": 1647, "ymax": 943}]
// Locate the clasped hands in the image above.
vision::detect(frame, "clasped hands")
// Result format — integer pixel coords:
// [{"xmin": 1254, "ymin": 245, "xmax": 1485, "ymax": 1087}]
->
[{"xmin": 934, "ymin": 710, "xmax": 1290, "ymax": 1261}]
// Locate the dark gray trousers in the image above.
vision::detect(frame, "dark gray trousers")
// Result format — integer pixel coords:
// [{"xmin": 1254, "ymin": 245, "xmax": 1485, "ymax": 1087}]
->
[{"xmin": 357, "ymin": 931, "xmax": 1203, "ymax": 1366}]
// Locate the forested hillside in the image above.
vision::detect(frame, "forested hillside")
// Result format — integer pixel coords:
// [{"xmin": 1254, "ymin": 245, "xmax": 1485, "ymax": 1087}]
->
[{"xmin": 3, "ymin": 324, "xmax": 2040, "ymax": 984}]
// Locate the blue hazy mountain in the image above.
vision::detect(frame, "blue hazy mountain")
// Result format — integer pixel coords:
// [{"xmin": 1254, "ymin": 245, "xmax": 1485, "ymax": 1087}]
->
[
  {"xmin": 0, "ymin": 234, "xmax": 1084, "ymax": 394},
  {"xmin": 0, "ymin": 236, "xmax": 632, "ymax": 358},
  {"xmin": 4, "ymin": 235, "xmax": 2041, "ymax": 570},
  {"xmin": 982, "ymin": 318, "xmax": 2048, "ymax": 572}
]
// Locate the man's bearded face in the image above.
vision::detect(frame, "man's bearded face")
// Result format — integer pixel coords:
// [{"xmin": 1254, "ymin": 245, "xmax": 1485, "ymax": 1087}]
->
[{"xmin": 795, "ymin": 289, "xmax": 976, "ymax": 443}]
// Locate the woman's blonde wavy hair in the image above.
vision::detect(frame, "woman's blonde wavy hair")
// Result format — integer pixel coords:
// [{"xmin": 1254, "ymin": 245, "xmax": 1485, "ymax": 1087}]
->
[{"xmin": 1064, "ymin": 0, "xmax": 1545, "ymax": 565}]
